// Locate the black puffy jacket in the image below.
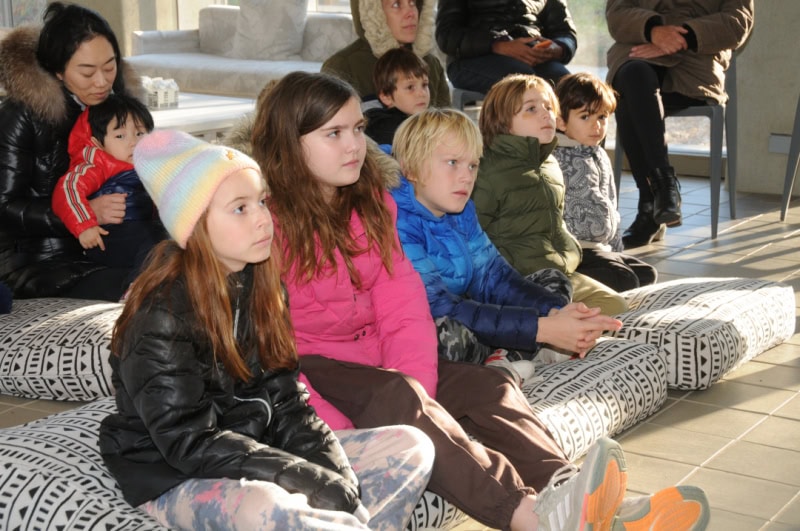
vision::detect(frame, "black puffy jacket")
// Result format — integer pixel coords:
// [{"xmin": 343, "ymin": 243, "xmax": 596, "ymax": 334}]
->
[
  {"xmin": 436, "ymin": 0, "xmax": 577, "ymax": 62},
  {"xmin": 99, "ymin": 265, "xmax": 361, "ymax": 511},
  {"xmin": 0, "ymin": 26, "xmax": 140, "ymax": 298}
]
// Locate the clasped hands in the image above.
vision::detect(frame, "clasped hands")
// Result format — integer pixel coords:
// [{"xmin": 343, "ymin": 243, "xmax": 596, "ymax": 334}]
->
[
  {"xmin": 629, "ymin": 24, "xmax": 688, "ymax": 59},
  {"xmin": 492, "ymin": 37, "xmax": 564, "ymax": 67},
  {"xmin": 538, "ymin": 302, "xmax": 623, "ymax": 359}
]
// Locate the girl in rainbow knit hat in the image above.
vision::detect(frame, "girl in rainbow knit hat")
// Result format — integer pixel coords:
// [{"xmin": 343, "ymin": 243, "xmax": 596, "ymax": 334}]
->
[{"xmin": 97, "ymin": 129, "xmax": 434, "ymax": 530}]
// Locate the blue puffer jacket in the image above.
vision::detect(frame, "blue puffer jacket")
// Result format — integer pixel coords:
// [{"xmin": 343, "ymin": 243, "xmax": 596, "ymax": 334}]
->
[{"xmin": 391, "ymin": 176, "xmax": 568, "ymax": 352}]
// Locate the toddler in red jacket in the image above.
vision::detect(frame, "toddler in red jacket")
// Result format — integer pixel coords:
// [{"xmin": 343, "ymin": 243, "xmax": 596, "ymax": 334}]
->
[{"xmin": 52, "ymin": 93, "xmax": 164, "ymax": 276}]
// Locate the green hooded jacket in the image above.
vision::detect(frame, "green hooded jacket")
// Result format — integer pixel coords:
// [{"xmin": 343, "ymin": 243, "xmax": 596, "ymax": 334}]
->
[{"xmin": 473, "ymin": 134, "xmax": 582, "ymax": 276}]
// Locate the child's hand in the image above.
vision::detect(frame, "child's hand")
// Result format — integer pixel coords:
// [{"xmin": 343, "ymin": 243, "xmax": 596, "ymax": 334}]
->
[
  {"xmin": 539, "ymin": 303, "xmax": 622, "ymax": 357},
  {"xmin": 78, "ymin": 226, "xmax": 109, "ymax": 250}
]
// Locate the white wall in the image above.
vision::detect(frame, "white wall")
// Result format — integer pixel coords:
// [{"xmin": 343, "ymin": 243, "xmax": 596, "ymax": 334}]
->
[{"xmin": 737, "ymin": 0, "xmax": 800, "ymax": 194}]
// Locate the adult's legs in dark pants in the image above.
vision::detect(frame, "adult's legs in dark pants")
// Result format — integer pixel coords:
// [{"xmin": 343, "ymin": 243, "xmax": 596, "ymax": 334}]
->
[
  {"xmin": 300, "ymin": 355, "xmax": 569, "ymax": 529},
  {"xmin": 447, "ymin": 54, "xmax": 570, "ymax": 94},
  {"xmin": 612, "ymin": 60, "xmax": 670, "ymax": 199},
  {"xmin": 612, "ymin": 60, "xmax": 706, "ymax": 245}
]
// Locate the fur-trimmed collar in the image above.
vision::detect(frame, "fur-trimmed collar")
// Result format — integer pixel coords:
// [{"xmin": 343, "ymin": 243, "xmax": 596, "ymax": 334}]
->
[
  {"xmin": 0, "ymin": 25, "xmax": 144, "ymax": 125},
  {"xmin": 351, "ymin": 0, "xmax": 436, "ymax": 58}
]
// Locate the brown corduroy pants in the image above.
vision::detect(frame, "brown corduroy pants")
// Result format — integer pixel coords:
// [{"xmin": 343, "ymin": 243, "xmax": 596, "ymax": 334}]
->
[{"xmin": 300, "ymin": 356, "xmax": 569, "ymax": 529}]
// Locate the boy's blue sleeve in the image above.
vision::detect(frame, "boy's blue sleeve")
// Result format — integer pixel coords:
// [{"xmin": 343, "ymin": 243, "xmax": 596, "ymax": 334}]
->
[
  {"xmin": 396, "ymin": 201, "xmax": 566, "ymax": 352},
  {"xmin": 461, "ymin": 201, "xmax": 567, "ymax": 309}
]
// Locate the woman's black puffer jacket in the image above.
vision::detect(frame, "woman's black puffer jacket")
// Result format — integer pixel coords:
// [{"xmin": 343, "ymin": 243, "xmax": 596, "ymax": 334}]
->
[
  {"xmin": 0, "ymin": 26, "xmax": 141, "ymax": 298},
  {"xmin": 436, "ymin": 0, "xmax": 577, "ymax": 62},
  {"xmin": 99, "ymin": 265, "xmax": 361, "ymax": 511}
]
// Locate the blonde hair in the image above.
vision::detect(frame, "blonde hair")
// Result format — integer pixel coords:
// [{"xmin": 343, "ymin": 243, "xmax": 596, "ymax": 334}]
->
[
  {"xmin": 479, "ymin": 74, "xmax": 560, "ymax": 146},
  {"xmin": 393, "ymin": 107, "xmax": 482, "ymax": 185}
]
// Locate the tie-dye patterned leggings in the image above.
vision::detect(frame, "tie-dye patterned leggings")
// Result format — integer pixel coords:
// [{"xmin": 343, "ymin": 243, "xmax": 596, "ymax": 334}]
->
[{"xmin": 139, "ymin": 425, "xmax": 434, "ymax": 530}]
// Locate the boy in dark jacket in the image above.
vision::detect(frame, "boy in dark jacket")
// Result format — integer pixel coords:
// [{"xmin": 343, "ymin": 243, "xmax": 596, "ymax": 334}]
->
[{"xmin": 365, "ymin": 47, "xmax": 431, "ymax": 146}]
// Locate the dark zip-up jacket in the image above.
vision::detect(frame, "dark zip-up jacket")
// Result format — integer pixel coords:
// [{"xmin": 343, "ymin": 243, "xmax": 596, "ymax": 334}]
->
[
  {"xmin": 436, "ymin": 0, "xmax": 577, "ymax": 64},
  {"xmin": 99, "ymin": 264, "xmax": 361, "ymax": 511}
]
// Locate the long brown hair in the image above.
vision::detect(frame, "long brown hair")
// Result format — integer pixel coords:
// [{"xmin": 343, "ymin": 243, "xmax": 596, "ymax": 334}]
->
[
  {"xmin": 251, "ymin": 72, "xmax": 396, "ymax": 286},
  {"xmin": 111, "ymin": 212, "xmax": 297, "ymax": 381}
]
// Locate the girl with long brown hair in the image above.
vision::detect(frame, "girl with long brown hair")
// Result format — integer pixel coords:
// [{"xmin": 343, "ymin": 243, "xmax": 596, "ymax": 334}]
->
[{"xmin": 98, "ymin": 129, "xmax": 434, "ymax": 531}]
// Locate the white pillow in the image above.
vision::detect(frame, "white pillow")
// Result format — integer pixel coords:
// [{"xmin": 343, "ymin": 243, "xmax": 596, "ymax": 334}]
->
[
  {"xmin": 232, "ymin": 0, "xmax": 309, "ymax": 60},
  {"xmin": 0, "ymin": 298, "xmax": 120, "ymax": 401}
]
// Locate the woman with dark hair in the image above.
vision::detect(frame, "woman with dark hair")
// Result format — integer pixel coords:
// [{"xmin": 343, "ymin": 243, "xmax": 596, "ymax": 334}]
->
[{"xmin": 0, "ymin": 2, "xmax": 144, "ymax": 300}]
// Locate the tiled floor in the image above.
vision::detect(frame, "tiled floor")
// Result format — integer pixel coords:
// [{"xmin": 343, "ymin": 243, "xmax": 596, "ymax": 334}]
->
[
  {"xmin": 612, "ymin": 175, "xmax": 800, "ymax": 531},
  {"xmin": 2, "ymin": 174, "xmax": 799, "ymax": 530}
]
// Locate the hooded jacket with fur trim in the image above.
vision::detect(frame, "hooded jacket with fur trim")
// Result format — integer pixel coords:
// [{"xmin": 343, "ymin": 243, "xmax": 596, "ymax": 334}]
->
[
  {"xmin": 321, "ymin": 0, "xmax": 450, "ymax": 107},
  {"xmin": 0, "ymin": 26, "xmax": 141, "ymax": 298}
]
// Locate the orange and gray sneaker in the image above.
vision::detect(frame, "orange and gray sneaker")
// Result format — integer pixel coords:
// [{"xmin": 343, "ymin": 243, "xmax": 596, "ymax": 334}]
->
[
  {"xmin": 612, "ymin": 485, "xmax": 710, "ymax": 530},
  {"xmin": 534, "ymin": 437, "xmax": 628, "ymax": 530}
]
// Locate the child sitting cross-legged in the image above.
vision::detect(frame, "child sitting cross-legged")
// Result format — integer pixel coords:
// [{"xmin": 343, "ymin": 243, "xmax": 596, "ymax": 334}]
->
[
  {"xmin": 364, "ymin": 46, "xmax": 431, "ymax": 146},
  {"xmin": 553, "ymin": 72, "xmax": 658, "ymax": 292},
  {"xmin": 390, "ymin": 108, "xmax": 623, "ymax": 383}
]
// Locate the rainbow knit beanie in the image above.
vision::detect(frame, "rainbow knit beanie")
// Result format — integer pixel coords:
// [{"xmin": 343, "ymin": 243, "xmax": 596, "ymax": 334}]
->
[{"xmin": 134, "ymin": 129, "xmax": 261, "ymax": 248}]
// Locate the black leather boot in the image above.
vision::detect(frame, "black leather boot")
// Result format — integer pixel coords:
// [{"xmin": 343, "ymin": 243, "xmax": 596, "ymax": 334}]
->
[
  {"xmin": 648, "ymin": 166, "xmax": 682, "ymax": 226},
  {"xmin": 622, "ymin": 200, "xmax": 667, "ymax": 249}
]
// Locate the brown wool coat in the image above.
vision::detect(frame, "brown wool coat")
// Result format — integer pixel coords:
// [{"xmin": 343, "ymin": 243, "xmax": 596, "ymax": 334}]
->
[{"xmin": 606, "ymin": 0, "xmax": 754, "ymax": 104}]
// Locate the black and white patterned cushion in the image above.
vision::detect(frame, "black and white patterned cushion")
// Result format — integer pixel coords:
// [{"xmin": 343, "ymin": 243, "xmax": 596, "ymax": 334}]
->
[
  {"xmin": 0, "ymin": 299, "xmax": 121, "ymax": 401},
  {"xmin": 0, "ymin": 398, "xmax": 165, "ymax": 530},
  {"xmin": 524, "ymin": 337, "xmax": 667, "ymax": 461},
  {"xmin": 0, "ymin": 398, "xmax": 466, "ymax": 531},
  {"xmin": 613, "ymin": 277, "xmax": 796, "ymax": 390},
  {"xmin": 407, "ymin": 337, "xmax": 668, "ymax": 528}
]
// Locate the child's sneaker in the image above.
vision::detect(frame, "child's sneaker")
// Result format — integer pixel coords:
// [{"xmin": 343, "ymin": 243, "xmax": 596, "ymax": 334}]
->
[
  {"xmin": 612, "ymin": 485, "xmax": 709, "ymax": 531},
  {"xmin": 510, "ymin": 359, "xmax": 536, "ymax": 382},
  {"xmin": 534, "ymin": 437, "xmax": 628, "ymax": 530},
  {"xmin": 485, "ymin": 349, "xmax": 525, "ymax": 385}
]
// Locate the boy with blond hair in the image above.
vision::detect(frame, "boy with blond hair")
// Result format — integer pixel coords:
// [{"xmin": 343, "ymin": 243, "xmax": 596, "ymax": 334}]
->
[
  {"xmin": 365, "ymin": 47, "xmax": 431, "ymax": 145},
  {"xmin": 390, "ymin": 108, "xmax": 623, "ymax": 382},
  {"xmin": 554, "ymin": 72, "xmax": 657, "ymax": 291}
]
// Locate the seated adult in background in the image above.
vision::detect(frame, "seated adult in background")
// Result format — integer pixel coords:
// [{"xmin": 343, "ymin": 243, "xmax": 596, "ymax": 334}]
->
[
  {"xmin": 0, "ymin": 2, "xmax": 144, "ymax": 300},
  {"xmin": 322, "ymin": 0, "xmax": 450, "ymax": 107},
  {"xmin": 436, "ymin": 0, "xmax": 577, "ymax": 94},
  {"xmin": 606, "ymin": 0, "xmax": 754, "ymax": 248}
]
